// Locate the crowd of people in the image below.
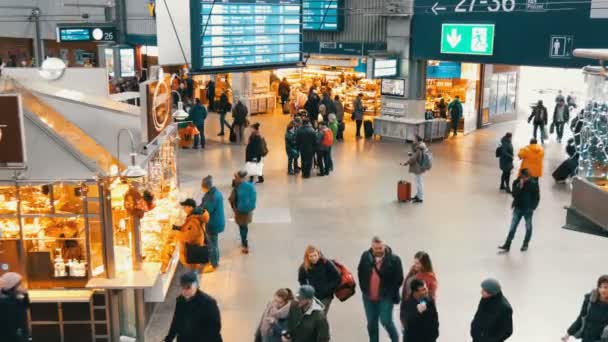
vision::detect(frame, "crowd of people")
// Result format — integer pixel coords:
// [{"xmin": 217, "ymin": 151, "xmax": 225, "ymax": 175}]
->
[{"xmin": 147, "ymin": 236, "xmax": 608, "ymax": 342}]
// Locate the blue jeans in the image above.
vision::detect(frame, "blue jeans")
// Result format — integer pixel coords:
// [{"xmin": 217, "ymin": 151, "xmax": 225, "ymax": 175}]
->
[
  {"xmin": 239, "ymin": 225, "xmax": 248, "ymax": 248},
  {"xmin": 208, "ymin": 233, "xmax": 219, "ymax": 267},
  {"xmin": 415, "ymin": 174, "xmax": 424, "ymax": 200},
  {"xmin": 506, "ymin": 208, "xmax": 534, "ymax": 245},
  {"xmin": 362, "ymin": 296, "xmax": 399, "ymax": 342},
  {"xmin": 219, "ymin": 112, "xmax": 230, "ymax": 134},
  {"xmin": 193, "ymin": 123, "xmax": 205, "ymax": 147}
]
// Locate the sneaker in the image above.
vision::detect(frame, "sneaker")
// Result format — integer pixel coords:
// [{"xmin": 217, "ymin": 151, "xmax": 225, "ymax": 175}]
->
[
  {"xmin": 498, "ymin": 244, "xmax": 511, "ymax": 253},
  {"xmin": 202, "ymin": 264, "xmax": 215, "ymax": 273},
  {"xmin": 412, "ymin": 198, "xmax": 423, "ymax": 203}
]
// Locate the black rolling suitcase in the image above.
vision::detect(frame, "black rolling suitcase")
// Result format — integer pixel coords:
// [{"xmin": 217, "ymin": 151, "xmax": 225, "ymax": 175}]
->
[
  {"xmin": 364, "ymin": 120, "xmax": 373, "ymax": 138},
  {"xmin": 552, "ymin": 158, "xmax": 577, "ymax": 182}
]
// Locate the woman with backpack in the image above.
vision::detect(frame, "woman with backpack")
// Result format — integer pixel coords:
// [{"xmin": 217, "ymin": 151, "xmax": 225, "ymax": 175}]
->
[
  {"xmin": 497, "ymin": 133, "xmax": 514, "ymax": 193},
  {"xmin": 246, "ymin": 122, "xmax": 268, "ymax": 184},
  {"xmin": 229, "ymin": 170, "xmax": 257, "ymax": 254},
  {"xmin": 298, "ymin": 245, "xmax": 341, "ymax": 314},
  {"xmin": 401, "ymin": 135, "xmax": 430, "ymax": 204},
  {"xmin": 255, "ymin": 288, "xmax": 294, "ymax": 342},
  {"xmin": 562, "ymin": 275, "xmax": 608, "ymax": 342}
]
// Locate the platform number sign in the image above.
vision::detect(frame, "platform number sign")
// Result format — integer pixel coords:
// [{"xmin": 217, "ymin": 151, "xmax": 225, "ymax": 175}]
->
[
  {"xmin": 549, "ymin": 35, "xmax": 574, "ymax": 58},
  {"xmin": 441, "ymin": 23, "xmax": 495, "ymax": 55}
]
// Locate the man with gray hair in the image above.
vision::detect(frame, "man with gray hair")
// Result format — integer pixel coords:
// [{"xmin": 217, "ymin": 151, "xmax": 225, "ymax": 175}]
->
[
  {"xmin": 357, "ymin": 236, "xmax": 404, "ymax": 342},
  {"xmin": 200, "ymin": 175, "xmax": 225, "ymax": 272}
]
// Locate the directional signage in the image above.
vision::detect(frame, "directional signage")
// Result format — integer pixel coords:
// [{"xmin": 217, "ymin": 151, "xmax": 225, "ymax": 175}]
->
[
  {"xmin": 303, "ymin": 0, "xmax": 343, "ymax": 31},
  {"xmin": 549, "ymin": 35, "xmax": 574, "ymax": 58},
  {"xmin": 440, "ymin": 23, "xmax": 495, "ymax": 56},
  {"xmin": 56, "ymin": 26, "xmax": 116, "ymax": 43}
]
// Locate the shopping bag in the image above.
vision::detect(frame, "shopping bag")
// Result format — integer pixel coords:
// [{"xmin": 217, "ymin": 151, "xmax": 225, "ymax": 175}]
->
[
  {"xmin": 245, "ymin": 161, "xmax": 264, "ymax": 176},
  {"xmin": 542, "ymin": 126, "xmax": 548, "ymax": 140}
]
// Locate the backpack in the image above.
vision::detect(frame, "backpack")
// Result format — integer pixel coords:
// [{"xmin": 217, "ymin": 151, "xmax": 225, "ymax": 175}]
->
[
  {"xmin": 321, "ymin": 128, "xmax": 333, "ymax": 147},
  {"xmin": 236, "ymin": 182, "xmax": 256, "ymax": 213},
  {"xmin": 261, "ymin": 137, "xmax": 269, "ymax": 157},
  {"xmin": 495, "ymin": 144, "xmax": 502, "ymax": 158},
  {"xmin": 420, "ymin": 150, "xmax": 433, "ymax": 171},
  {"xmin": 331, "ymin": 259, "xmax": 356, "ymax": 302}
]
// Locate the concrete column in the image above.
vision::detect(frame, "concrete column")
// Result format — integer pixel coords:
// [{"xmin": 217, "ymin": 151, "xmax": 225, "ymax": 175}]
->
[{"xmin": 115, "ymin": 0, "xmax": 128, "ymax": 44}]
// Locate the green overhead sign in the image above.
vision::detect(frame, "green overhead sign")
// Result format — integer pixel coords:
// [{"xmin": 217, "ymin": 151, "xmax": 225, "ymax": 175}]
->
[{"xmin": 440, "ymin": 23, "xmax": 495, "ymax": 56}]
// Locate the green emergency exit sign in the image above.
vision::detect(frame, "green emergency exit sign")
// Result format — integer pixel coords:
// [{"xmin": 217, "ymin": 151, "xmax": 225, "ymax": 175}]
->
[{"xmin": 440, "ymin": 23, "xmax": 495, "ymax": 56}]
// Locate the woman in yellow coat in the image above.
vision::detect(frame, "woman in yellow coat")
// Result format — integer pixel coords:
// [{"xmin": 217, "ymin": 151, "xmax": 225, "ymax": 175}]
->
[
  {"xmin": 518, "ymin": 138, "xmax": 545, "ymax": 178},
  {"xmin": 174, "ymin": 199, "xmax": 210, "ymax": 272}
]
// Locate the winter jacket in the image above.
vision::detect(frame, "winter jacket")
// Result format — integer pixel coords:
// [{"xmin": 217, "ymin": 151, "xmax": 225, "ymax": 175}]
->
[
  {"xmin": 403, "ymin": 271, "xmax": 438, "ymax": 301},
  {"xmin": 528, "ymin": 105, "xmax": 548, "ymax": 125},
  {"xmin": 256, "ymin": 301, "xmax": 291, "ymax": 342},
  {"xmin": 357, "ymin": 246, "xmax": 404, "ymax": 304},
  {"xmin": 353, "ymin": 98, "xmax": 365, "ymax": 120},
  {"xmin": 176, "ymin": 210, "xmax": 210, "ymax": 268},
  {"xmin": 405, "ymin": 142, "xmax": 428, "ymax": 175},
  {"xmin": 187, "ymin": 103, "xmax": 208, "ymax": 126},
  {"xmin": 233, "ymin": 102, "xmax": 249, "ymax": 125},
  {"xmin": 207, "ymin": 81, "xmax": 216, "ymax": 99},
  {"xmin": 328, "ymin": 122, "xmax": 338, "ymax": 143},
  {"xmin": 511, "ymin": 177, "xmax": 540, "ymax": 212},
  {"xmin": 567, "ymin": 290, "xmax": 608, "ymax": 342},
  {"xmin": 499, "ymin": 137, "xmax": 514, "ymax": 171},
  {"xmin": 321, "ymin": 94, "xmax": 336, "ymax": 115},
  {"xmin": 448, "ymin": 99, "xmax": 463, "ymax": 120},
  {"xmin": 228, "ymin": 180, "xmax": 255, "ymax": 226},
  {"xmin": 200, "ymin": 187, "xmax": 225, "ymax": 234},
  {"xmin": 316, "ymin": 128, "xmax": 331, "ymax": 152},
  {"xmin": 247, "ymin": 133, "xmax": 265, "ymax": 162},
  {"xmin": 279, "ymin": 80, "xmax": 291, "ymax": 98},
  {"xmin": 285, "ymin": 299, "xmax": 330, "ymax": 342},
  {"xmin": 470, "ymin": 292, "xmax": 513, "ymax": 342},
  {"xmin": 219, "ymin": 93, "xmax": 231, "ymax": 114},
  {"xmin": 400, "ymin": 296, "xmax": 439, "ymax": 342},
  {"xmin": 518, "ymin": 143, "xmax": 544, "ymax": 178},
  {"xmin": 285, "ymin": 128, "xmax": 299, "ymax": 158},
  {"xmin": 334, "ymin": 100, "xmax": 344, "ymax": 122},
  {"xmin": 553, "ymin": 103, "xmax": 570, "ymax": 123},
  {"xmin": 298, "ymin": 259, "xmax": 341, "ymax": 300},
  {"xmin": 0, "ymin": 290, "xmax": 30, "ymax": 342},
  {"xmin": 164, "ymin": 290, "xmax": 223, "ymax": 342},
  {"xmin": 296, "ymin": 123, "xmax": 318, "ymax": 156},
  {"xmin": 305, "ymin": 93, "xmax": 321, "ymax": 121}
]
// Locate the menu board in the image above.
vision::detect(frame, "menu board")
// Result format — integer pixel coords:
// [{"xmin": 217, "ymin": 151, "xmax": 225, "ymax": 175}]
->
[
  {"xmin": 192, "ymin": 0, "xmax": 303, "ymax": 71},
  {"xmin": 303, "ymin": 0, "xmax": 342, "ymax": 31}
]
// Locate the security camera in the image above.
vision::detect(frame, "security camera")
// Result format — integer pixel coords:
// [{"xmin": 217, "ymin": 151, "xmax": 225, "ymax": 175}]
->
[{"xmin": 82, "ymin": 13, "xmax": 90, "ymax": 19}]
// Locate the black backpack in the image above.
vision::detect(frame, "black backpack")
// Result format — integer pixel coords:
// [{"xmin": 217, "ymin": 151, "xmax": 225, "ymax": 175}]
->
[{"xmin": 495, "ymin": 145, "xmax": 502, "ymax": 158}]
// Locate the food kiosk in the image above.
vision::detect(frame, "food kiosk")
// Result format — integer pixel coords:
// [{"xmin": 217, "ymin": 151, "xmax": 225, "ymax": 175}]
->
[{"xmin": 0, "ymin": 80, "xmax": 182, "ymax": 342}]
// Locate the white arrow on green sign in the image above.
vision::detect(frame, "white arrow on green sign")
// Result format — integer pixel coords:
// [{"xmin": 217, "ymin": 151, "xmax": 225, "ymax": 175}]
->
[{"xmin": 440, "ymin": 23, "xmax": 495, "ymax": 56}]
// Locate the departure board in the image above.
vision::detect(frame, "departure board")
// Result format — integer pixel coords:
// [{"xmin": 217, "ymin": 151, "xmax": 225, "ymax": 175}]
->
[
  {"xmin": 303, "ymin": 0, "xmax": 342, "ymax": 31},
  {"xmin": 191, "ymin": 0, "xmax": 303, "ymax": 71}
]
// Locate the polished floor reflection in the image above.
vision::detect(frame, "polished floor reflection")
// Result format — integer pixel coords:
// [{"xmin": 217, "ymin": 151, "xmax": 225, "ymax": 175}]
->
[{"xmin": 146, "ymin": 111, "xmax": 606, "ymax": 342}]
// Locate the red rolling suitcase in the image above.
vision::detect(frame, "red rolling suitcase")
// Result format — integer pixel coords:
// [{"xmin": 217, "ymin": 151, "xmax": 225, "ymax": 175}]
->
[{"xmin": 397, "ymin": 181, "xmax": 411, "ymax": 202}]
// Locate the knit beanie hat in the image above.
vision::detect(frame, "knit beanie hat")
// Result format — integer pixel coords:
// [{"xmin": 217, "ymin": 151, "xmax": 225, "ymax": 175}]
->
[
  {"xmin": 481, "ymin": 278, "xmax": 502, "ymax": 296},
  {"xmin": 0, "ymin": 272, "xmax": 22, "ymax": 290}
]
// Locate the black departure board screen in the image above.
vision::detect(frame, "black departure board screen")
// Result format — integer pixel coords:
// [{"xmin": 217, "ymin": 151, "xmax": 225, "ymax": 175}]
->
[
  {"xmin": 303, "ymin": 0, "xmax": 343, "ymax": 31},
  {"xmin": 191, "ymin": 0, "xmax": 303, "ymax": 71}
]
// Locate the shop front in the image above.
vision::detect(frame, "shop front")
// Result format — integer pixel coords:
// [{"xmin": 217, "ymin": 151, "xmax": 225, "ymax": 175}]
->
[
  {"xmin": 275, "ymin": 55, "xmax": 381, "ymax": 116},
  {"xmin": 0, "ymin": 78, "xmax": 182, "ymax": 342}
]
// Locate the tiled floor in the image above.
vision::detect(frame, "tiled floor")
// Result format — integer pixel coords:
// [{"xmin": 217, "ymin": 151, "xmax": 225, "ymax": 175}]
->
[{"xmin": 146, "ymin": 111, "xmax": 607, "ymax": 342}]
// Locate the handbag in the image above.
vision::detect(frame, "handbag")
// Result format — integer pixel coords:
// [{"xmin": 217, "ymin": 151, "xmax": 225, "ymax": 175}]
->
[
  {"xmin": 245, "ymin": 161, "xmax": 264, "ymax": 176},
  {"xmin": 550, "ymin": 122, "xmax": 555, "ymax": 134},
  {"xmin": 261, "ymin": 137, "xmax": 269, "ymax": 156},
  {"xmin": 542, "ymin": 126, "xmax": 548, "ymax": 140},
  {"xmin": 185, "ymin": 227, "xmax": 210, "ymax": 264}
]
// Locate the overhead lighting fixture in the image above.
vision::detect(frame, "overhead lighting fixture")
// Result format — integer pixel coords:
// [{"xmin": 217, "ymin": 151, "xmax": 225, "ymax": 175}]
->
[
  {"xmin": 117, "ymin": 129, "xmax": 147, "ymax": 179},
  {"xmin": 172, "ymin": 100, "xmax": 188, "ymax": 121},
  {"xmin": 39, "ymin": 57, "xmax": 66, "ymax": 81}
]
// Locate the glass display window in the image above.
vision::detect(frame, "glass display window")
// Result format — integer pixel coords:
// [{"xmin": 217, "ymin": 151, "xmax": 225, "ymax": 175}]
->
[
  {"xmin": 19, "ymin": 184, "xmax": 52, "ymax": 214},
  {"xmin": 0, "ymin": 186, "xmax": 18, "ymax": 215},
  {"xmin": 53, "ymin": 183, "xmax": 86, "ymax": 214},
  {"xmin": 0, "ymin": 239, "xmax": 22, "ymax": 277},
  {"xmin": 0, "ymin": 218, "xmax": 20, "ymax": 239},
  {"xmin": 87, "ymin": 217, "xmax": 105, "ymax": 278}
]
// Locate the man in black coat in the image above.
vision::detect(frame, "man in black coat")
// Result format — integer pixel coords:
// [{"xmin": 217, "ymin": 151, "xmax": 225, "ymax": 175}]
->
[
  {"xmin": 400, "ymin": 278, "xmax": 439, "ymax": 342},
  {"xmin": 498, "ymin": 168, "xmax": 540, "ymax": 252},
  {"xmin": 357, "ymin": 236, "xmax": 404, "ymax": 342},
  {"xmin": 232, "ymin": 99, "xmax": 248, "ymax": 144},
  {"xmin": 296, "ymin": 118, "xmax": 318, "ymax": 179},
  {"xmin": 528, "ymin": 100, "xmax": 548, "ymax": 144},
  {"xmin": 164, "ymin": 272, "xmax": 223, "ymax": 342},
  {"xmin": 498, "ymin": 133, "xmax": 514, "ymax": 193},
  {"xmin": 471, "ymin": 278, "xmax": 513, "ymax": 342},
  {"xmin": 305, "ymin": 87, "xmax": 321, "ymax": 125},
  {"xmin": 0, "ymin": 272, "xmax": 30, "ymax": 342},
  {"xmin": 207, "ymin": 79, "xmax": 216, "ymax": 112}
]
